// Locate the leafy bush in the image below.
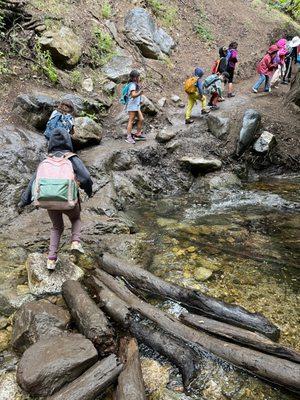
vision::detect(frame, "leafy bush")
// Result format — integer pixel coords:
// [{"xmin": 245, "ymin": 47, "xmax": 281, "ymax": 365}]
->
[
  {"xmin": 194, "ymin": 10, "xmax": 214, "ymax": 42},
  {"xmin": 34, "ymin": 42, "xmax": 58, "ymax": 83},
  {"xmin": 268, "ymin": 0, "xmax": 300, "ymax": 21},
  {"xmin": 146, "ymin": 0, "xmax": 178, "ymax": 27},
  {"xmin": 101, "ymin": 1, "xmax": 112, "ymax": 19},
  {"xmin": 70, "ymin": 70, "xmax": 82, "ymax": 87},
  {"xmin": 90, "ymin": 27, "xmax": 115, "ymax": 67}
]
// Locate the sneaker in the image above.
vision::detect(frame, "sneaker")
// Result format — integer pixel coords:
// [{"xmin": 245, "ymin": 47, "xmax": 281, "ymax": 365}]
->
[
  {"xmin": 252, "ymin": 88, "xmax": 258, "ymax": 93},
  {"xmin": 71, "ymin": 241, "xmax": 85, "ymax": 254},
  {"xmin": 201, "ymin": 109, "xmax": 210, "ymax": 115},
  {"xmin": 125, "ymin": 135, "xmax": 135, "ymax": 144},
  {"xmin": 185, "ymin": 119, "xmax": 194, "ymax": 124},
  {"xmin": 210, "ymin": 105, "xmax": 219, "ymax": 110},
  {"xmin": 134, "ymin": 133, "xmax": 147, "ymax": 141},
  {"xmin": 218, "ymin": 97, "xmax": 225, "ymax": 102},
  {"xmin": 280, "ymin": 81, "xmax": 288, "ymax": 85},
  {"xmin": 227, "ymin": 93, "xmax": 235, "ymax": 98},
  {"xmin": 264, "ymin": 88, "xmax": 271, "ymax": 93},
  {"xmin": 47, "ymin": 258, "xmax": 57, "ymax": 271}
]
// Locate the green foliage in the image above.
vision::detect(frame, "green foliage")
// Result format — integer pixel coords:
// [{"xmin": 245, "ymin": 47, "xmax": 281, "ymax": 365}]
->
[
  {"xmin": 146, "ymin": 0, "xmax": 178, "ymax": 27},
  {"xmin": 70, "ymin": 69, "xmax": 82, "ymax": 87},
  {"xmin": 90, "ymin": 26, "xmax": 115, "ymax": 67},
  {"xmin": 101, "ymin": 0, "xmax": 112, "ymax": 19},
  {"xmin": 0, "ymin": 51, "xmax": 9, "ymax": 75},
  {"xmin": 268, "ymin": 0, "xmax": 300, "ymax": 21},
  {"xmin": 31, "ymin": 0, "xmax": 64, "ymax": 16},
  {"xmin": 0, "ymin": 12, "xmax": 5, "ymax": 38},
  {"xmin": 79, "ymin": 110, "xmax": 97, "ymax": 120},
  {"xmin": 34, "ymin": 42, "xmax": 59, "ymax": 83},
  {"xmin": 194, "ymin": 9, "xmax": 214, "ymax": 42}
]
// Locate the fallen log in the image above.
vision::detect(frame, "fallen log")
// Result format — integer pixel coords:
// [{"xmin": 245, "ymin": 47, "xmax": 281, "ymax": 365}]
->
[
  {"xmin": 116, "ymin": 337, "xmax": 146, "ymax": 400},
  {"xmin": 180, "ymin": 312, "xmax": 300, "ymax": 364},
  {"xmin": 101, "ymin": 253, "xmax": 279, "ymax": 340},
  {"xmin": 62, "ymin": 280, "xmax": 115, "ymax": 356},
  {"xmin": 94, "ymin": 269, "xmax": 300, "ymax": 393},
  {"xmin": 86, "ymin": 275, "xmax": 200, "ymax": 390},
  {"xmin": 46, "ymin": 354, "xmax": 123, "ymax": 400}
]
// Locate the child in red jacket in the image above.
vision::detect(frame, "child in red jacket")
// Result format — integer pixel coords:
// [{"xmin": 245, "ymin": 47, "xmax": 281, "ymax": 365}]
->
[{"xmin": 252, "ymin": 45, "xmax": 279, "ymax": 93}]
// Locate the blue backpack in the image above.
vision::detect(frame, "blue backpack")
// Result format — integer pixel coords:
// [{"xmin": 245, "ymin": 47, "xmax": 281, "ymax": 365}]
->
[
  {"xmin": 44, "ymin": 112, "xmax": 74, "ymax": 140},
  {"xmin": 119, "ymin": 83, "xmax": 131, "ymax": 105}
]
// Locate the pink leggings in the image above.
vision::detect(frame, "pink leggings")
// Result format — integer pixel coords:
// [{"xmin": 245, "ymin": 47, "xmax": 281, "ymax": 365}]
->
[{"xmin": 47, "ymin": 204, "xmax": 81, "ymax": 260}]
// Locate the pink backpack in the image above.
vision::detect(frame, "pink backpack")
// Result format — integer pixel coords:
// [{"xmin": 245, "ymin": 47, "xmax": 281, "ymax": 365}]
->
[{"xmin": 32, "ymin": 153, "xmax": 78, "ymax": 210}]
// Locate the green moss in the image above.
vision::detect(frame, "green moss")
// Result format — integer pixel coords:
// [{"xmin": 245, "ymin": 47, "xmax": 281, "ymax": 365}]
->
[{"xmin": 101, "ymin": 0, "xmax": 112, "ymax": 19}]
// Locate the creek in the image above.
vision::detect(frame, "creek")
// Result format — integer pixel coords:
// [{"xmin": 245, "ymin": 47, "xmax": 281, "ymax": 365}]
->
[{"xmin": 127, "ymin": 175, "xmax": 300, "ymax": 400}]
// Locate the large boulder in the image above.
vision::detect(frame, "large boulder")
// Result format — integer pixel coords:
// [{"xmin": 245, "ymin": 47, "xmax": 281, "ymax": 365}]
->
[
  {"xmin": 39, "ymin": 27, "xmax": 82, "ymax": 68},
  {"xmin": 124, "ymin": 8, "xmax": 175, "ymax": 59},
  {"xmin": 102, "ymin": 55, "xmax": 133, "ymax": 83},
  {"xmin": 17, "ymin": 334, "xmax": 98, "ymax": 396},
  {"xmin": 141, "ymin": 95, "xmax": 159, "ymax": 116},
  {"xmin": 207, "ymin": 114, "xmax": 230, "ymax": 139},
  {"xmin": 236, "ymin": 109, "xmax": 261, "ymax": 156},
  {"xmin": 26, "ymin": 253, "xmax": 84, "ymax": 296},
  {"xmin": 11, "ymin": 299, "xmax": 71, "ymax": 355},
  {"xmin": 253, "ymin": 131, "xmax": 276, "ymax": 153},
  {"xmin": 73, "ymin": 117, "xmax": 103, "ymax": 148}
]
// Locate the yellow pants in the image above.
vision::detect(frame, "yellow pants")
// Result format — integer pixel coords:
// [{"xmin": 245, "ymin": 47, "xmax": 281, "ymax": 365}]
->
[{"xmin": 185, "ymin": 93, "xmax": 207, "ymax": 120}]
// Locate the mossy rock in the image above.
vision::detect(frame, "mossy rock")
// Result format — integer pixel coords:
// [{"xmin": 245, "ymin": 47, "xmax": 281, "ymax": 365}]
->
[{"xmin": 194, "ymin": 267, "xmax": 213, "ymax": 281}]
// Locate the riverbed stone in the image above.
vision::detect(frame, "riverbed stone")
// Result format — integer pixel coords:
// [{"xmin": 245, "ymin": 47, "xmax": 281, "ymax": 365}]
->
[
  {"xmin": 156, "ymin": 129, "xmax": 176, "ymax": 143},
  {"xmin": 141, "ymin": 358, "xmax": 170, "ymax": 394},
  {"xmin": 0, "ymin": 372, "xmax": 27, "ymax": 400},
  {"xmin": 236, "ymin": 109, "xmax": 261, "ymax": 155},
  {"xmin": 207, "ymin": 114, "xmax": 230, "ymax": 138},
  {"xmin": 39, "ymin": 26, "xmax": 82, "ymax": 68},
  {"xmin": 26, "ymin": 253, "xmax": 84, "ymax": 296},
  {"xmin": 180, "ymin": 157, "xmax": 222, "ymax": 172},
  {"xmin": 124, "ymin": 8, "xmax": 175, "ymax": 59},
  {"xmin": 73, "ymin": 117, "xmax": 103, "ymax": 148},
  {"xmin": 206, "ymin": 172, "xmax": 242, "ymax": 190},
  {"xmin": 194, "ymin": 267, "xmax": 213, "ymax": 281},
  {"xmin": 17, "ymin": 333, "xmax": 98, "ymax": 396},
  {"xmin": 0, "ymin": 283, "xmax": 35, "ymax": 317},
  {"xmin": 253, "ymin": 131, "xmax": 276, "ymax": 153},
  {"xmin": 0, "ymin": 329, "xmax": 11, "ymax": 352},
  {"xmin": 102, "ymin": 55, "xmax": 133, "ymax": 82},
  {"xmin": 12, "ymin": 299, "xmax": 71, "ymax": 355}
]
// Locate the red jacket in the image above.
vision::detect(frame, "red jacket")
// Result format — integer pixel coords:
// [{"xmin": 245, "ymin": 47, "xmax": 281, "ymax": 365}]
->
[{"xmin": 257, "ymin": 45, "xmax": 279, "ymax": 77}]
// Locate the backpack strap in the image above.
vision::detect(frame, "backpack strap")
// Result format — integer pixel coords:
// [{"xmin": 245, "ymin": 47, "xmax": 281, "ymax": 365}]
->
[
  {"xmin": 204, "ymin": 77, "xmax": 220, "ymax": 89},
  {"xmin": 64, "ymin": 152, "xmax": 76, "ymax": 159}
]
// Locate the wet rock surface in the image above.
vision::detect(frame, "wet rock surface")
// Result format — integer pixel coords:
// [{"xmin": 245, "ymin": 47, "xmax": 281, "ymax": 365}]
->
[
  {"xmin": 26, "ymin": 253, "xmax": 84, "ymax": 296},
  {"xmin": 124, "ymin": 8, "xmax": 175, "ymax": 59},
  {"xmin": 17, "ymin": 333, "xmax": 98, "ymax": 396},
  {"xmin": 12, "ymin": 299, "xmax": 71, "ymax": 355},
  {"xmin": 237, "ymin": 109, "xmax": 261, "ymax": 155},
  {"xmin": 253, "ymin": 131, "xmax": 276, "ymax": 153}
]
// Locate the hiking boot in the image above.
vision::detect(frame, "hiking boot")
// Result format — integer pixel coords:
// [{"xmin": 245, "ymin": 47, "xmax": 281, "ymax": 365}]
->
[
  {"xmin": 47, "ymin": 258, "xmax": 57, "ymax": 271},
  {"xmin": 252, "ymin": 88, "xmax": 258, "ymax": 93},
  {"xmin": 71, "ymin": 241, "xmax": 85, "ymax": 254},
  {"xmin": 185, "ymin": 119, "xmax": 194, "ymax": 124},
  {"xmin": 227, "ymin": 93, "xmax": 235, "ymax": 98},
  {"xmin": 134, "ymin": 133, "xmax": 147, "ymax": 141},
  {"xmin": 125, "ymin": 135, "xmax": 135, "ymax": 144},
  {"xmin": 201, "ymin": 109, "xmax": 210, "ymax": 115}
]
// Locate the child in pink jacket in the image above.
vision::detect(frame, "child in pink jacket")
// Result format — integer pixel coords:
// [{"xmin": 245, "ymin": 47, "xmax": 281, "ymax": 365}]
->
[{"xmin": 252, "ymin": 45, "xmax": 279, "ymax": 93}]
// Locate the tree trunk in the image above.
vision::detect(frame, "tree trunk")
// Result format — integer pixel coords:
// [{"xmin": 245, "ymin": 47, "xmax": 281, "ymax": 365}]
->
[
  {"xmin": 116, "ymin": 337, "xmax": 146, "ymax": 400},
  {"xmin": 62, "ymin": 280, "xmax": 115, "ymax": 356},
  {"xmin": 46, "ymin": 354, "xmax": 123, "ymax": 400},
  {"xmin": 180, "ymin": 312, "xmax": 300, "ymax": 363},
  {"xmin": 101, "ymin": 253, "xmax": 279, "ymax": 340},
  {"xmin": 94, "ymin": 269, "xmax": 300, "ymax": 393},
  {"xmin": 86, "ymin": 275, "xmax": 200, "ymax": 391}
]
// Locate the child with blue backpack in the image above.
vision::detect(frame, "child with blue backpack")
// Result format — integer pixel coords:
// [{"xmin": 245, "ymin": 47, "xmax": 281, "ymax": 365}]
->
[
  {"xmin": 44, "ymin": 100, "xmax": 75, "ymax": 140},
  {"xmin": 121, "ymin": 70, "xmax": 145, "ymax": 144}
]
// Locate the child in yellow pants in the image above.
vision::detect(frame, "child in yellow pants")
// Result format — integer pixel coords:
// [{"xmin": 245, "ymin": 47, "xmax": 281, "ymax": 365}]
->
[{"xmin": 185, "ymin": 67, "xmax": 209, "ymax": 124}]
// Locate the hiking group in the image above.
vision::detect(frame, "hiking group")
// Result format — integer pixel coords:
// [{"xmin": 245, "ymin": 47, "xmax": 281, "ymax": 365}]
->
[{"xmin": 18, "ymin": 35, "xmax": 300, "ymax": 270}]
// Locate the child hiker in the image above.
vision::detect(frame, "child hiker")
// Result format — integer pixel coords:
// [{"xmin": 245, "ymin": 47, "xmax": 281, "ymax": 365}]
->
[
  {"xmin": 252, "ymin": 45, "xmax": 279, "ymax": 93},
  {"xmin": 212, "ymin": 46, "xmax": 228, "ymax": 75},
  {"xmin": 18, "ymin": 128, "xmax": 93, "ymax": 270},
  {"xmin": 203, "ymin": 72, "xmax": 230, "ymax": 110},
  {"xmin": 124, "ymin": 70, "xmax": 145, "ymax": 144},
  {"xmin": 226, "ymin": 41, "xmax": 238, "ymax": 98},
  {"xmin": 184, "ymin": 67, "xmax": 209, "ymax": 124},
  {"xmin": 44, "ymin": 100, "xmax": 75, "ymax": 140}
]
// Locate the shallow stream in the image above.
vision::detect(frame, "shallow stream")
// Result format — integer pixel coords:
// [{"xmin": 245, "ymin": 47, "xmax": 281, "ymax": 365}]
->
[{"xmin": 128, "ymin": 175, "xmax": 300, "ymax": 400}]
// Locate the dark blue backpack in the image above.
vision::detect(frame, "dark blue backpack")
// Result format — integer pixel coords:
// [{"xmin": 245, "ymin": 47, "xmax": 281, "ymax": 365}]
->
[{"xmin": 44, "ymin": 112, "xmax": 74, "ymax": 140}]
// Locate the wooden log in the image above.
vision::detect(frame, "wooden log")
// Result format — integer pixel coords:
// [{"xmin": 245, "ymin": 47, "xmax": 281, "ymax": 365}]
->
[
  {"xmin": 62, "ymin": 280, "xmax": 115, "ymax": 356},
  {"xmin": 116, "ymin": 337, "xmax": 146, "ymax": 400},
  {"xmin": 180, "ymin": 312, "xmax": 300, "ymax": 364},
  {"xmin": 95, "ymin": 269, "xmax": 300, "ymax": 393},
  {"xmin": 86, "ymin": 275, "xmax": 199, "ymax": 390},
  {"xmin": 46, "ymin": 354, "xmax": 123, "ymax": 400},
  {"xmin": 101, "ymin": 253, "xmax": 280, "ymax": 340}
]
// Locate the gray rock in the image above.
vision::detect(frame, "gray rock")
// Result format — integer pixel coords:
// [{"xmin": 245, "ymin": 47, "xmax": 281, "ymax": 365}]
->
[
  {"xmin": 102, "ymin": 55, "xmax": 133, "ymax": 83},
  {"xmin": 237, "ymin": 109, "xmax": 261, "ymax": 155},
  {"xmin": 26, "ymin": 253, "xmax": 84, "ymax": 296},
  {"xmin": 156, "ymin": 129, "xmax": 176, "ymax": 143},
  {"xmin": 206, "ymin": 172, "xmax": 242, "ymax": 190},
  {"xmin": 141, "ymin": 95, "xmax": 158, "ymax": 116},
  {"xmin": 157, "ymin": 97, "xmax": 166, "ymax": 108},
  {"xmin": 81, "ymin": 77, "xmax": 93, "ymax": 92},
  {"xmin": 103, "ymin": 81, "xmax": 117, "ymax": 94},
  {"xmin": 253, "ymin": 131, "xmax": 276, "ymax": 153},
  {"xmin": 180, "ymin": 157, "xmax": 222, "ymax": 172},
  {"xmin": 86, "ymin": 182, "xmax": 117, "ymax": 217},
  {"xmin": 0, "ymin": 284, "xmax": 35, "ymax": 317},
  {"xmin": 112, "ymin": 172, "xmax": 139, "ymax": 206},
  {"xmin": 61, "ymin": 93, "xmax": 111, "ymax": 114},
  {"xmin": 207, "ymin": 114, "xmax": 230, "ymax": 138},
  {"xmin": 12, "ymin": 299, "xmax": 71, "ymax": 355},
  {"xmin": 111, "ymin": 151, "xmax": 133, "ymax": 171},
  {"xmin": 73, "ymin": 117, "xmax": 103, "ymax": 148},
  {"xmin": 17, "ymin": 334, "xmax": 98, "ymax": 396},
  {"xmin": 124, "ymin": 8, "xmax": 175, "ymax": 59},
  {"xmin": 0, "ymin": 372, "xmax": 27, "ymax": 400},
  {"xmin": 171, "ymin": 95, "xmax": 181, "ymax": 103},
  {"xmin": 39, "ymin": 27, "xmax": 82, "ymax": 68}
]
